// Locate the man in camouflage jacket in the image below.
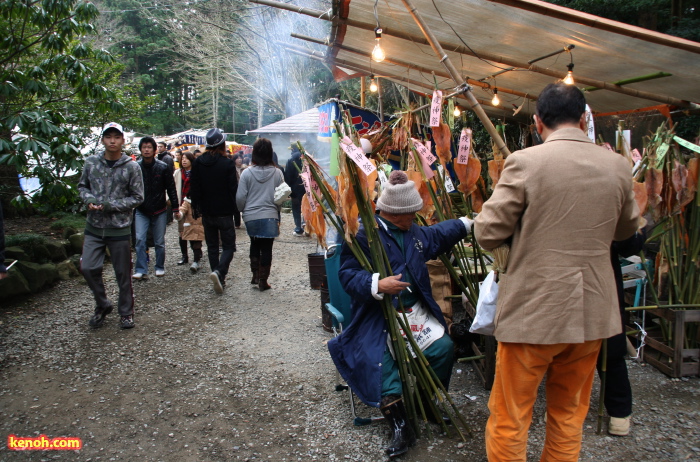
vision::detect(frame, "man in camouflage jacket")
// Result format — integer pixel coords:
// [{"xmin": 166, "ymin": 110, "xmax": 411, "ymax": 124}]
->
[{"xmin": 78, "ymin": 122, "xmax": 144, "ymax": 329}]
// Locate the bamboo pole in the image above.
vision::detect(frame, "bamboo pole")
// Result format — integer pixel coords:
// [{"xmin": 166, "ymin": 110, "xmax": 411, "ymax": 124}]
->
[
  {"xmin": 249, "ymin": 0, "xmax": 700, "ymax": 109},
  {"xmin": 399, "ymin": 0, "xmax": 511, "ymax": 158}
]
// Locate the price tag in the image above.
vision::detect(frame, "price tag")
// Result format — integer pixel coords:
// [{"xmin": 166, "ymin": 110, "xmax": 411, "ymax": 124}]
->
[
  {"xmin": 457, "ymin": 128, "xmax": 472, "ymax": 164},
  {"xmin": 412, "ymin": 139, "xmax": 437, "ymax": 165},
  {"xmin": 673, "ymin": 135, "xmax": 700, "ymax": 154},
  {"xmin": 378, "ymin": 168, "xmax": 388, "ymax": 188},
  {"xmin": 301, "ymin": 163, "xmax": 317, "ymax": 212},
  {"xmin": 340, "ymin": 137, "xmax": 376, "ymax": 175},
  {"xmin": 438, "ymin": 165, "xmax": 455, "ymax": 192},
  {"xmin": 655, "ymin": 143, "xmax": 669, "ymax": 169},
  {"xmin": 585, "ymin": 104, "xmax": 595, "ymax": 143},
  {"xmin": 430, "ymin": 90, "xmax": 443, "ymax": 127}
]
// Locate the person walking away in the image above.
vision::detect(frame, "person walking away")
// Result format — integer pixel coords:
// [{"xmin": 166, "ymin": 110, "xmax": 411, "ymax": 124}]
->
[
  {"xmin": 0, "ymin": 202, "xmax": 7, "ymax": 280},
  {"xmin": 176, "ymin": 193, "xmax": 205, "ymax": 273},
  {"xmin": 284, "ymin": 143, "xmax": 306, "ymax": 236},
  {"xmin": 233, "ymin": 153, "xmax": 245, "ymax": 228},
  {"xmin": 78, "ymin": 122, "xmax": 144, "ymax": 329},
  {"xmin": 236, "ymin": 138, "xmax": 284, "ymax": 291},
  {"xmin": 474, "ymin": 83, "xmax": 639, "ymax": 461},
  {"xmin": 174, "ymin": 151, "xmax": 202, "ymax": 269},
  {"xmin": 190, "ymin": 128, "xmax": 239, "ymax": 294},
  {"xmin": 132, "ymin": 136, "xmax": 179, "ymax": 280}
]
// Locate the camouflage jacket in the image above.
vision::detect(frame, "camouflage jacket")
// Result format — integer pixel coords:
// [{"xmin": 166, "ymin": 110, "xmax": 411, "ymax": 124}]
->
[{"xmin": 78, "ymin": 154, "xmax": 144, "ymax": 230}]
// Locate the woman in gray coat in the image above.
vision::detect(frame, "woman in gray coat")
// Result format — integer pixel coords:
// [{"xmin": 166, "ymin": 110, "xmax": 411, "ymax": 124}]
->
[{"xmin": 235, "ymin": 138, "xmax": 284, "ymax": 291}]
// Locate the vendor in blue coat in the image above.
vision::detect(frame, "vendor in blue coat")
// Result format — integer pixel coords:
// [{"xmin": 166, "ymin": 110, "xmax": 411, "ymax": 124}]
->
[{"xmin": 328, "ymin": 170, "xmax": 473, "ymax": 458}]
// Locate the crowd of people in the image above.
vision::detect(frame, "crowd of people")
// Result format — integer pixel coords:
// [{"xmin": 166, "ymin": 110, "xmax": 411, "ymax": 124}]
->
[{"xmin": 75, "ymin": 82, "xmax": 642, "ymax": 461}]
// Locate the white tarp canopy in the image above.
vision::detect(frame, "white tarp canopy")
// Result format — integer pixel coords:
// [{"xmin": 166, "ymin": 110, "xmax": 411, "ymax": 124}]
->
[{"xmin": 315, "ymin": 0, "xmax": 700, "ymax": 121}]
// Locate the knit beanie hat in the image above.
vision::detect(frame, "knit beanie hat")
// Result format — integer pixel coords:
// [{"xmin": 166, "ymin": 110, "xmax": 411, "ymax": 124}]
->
[{"xmin": 376, "ymin": 171, "xmax": 423, "ymax": 214}]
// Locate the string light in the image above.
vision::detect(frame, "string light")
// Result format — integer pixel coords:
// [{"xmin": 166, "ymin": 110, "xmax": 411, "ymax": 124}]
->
[
  {"xmin": 453, "ymin": 104, "xmax": 461, "ymax": 117},
  {"xmin": 492, "ymin": 88, "xmax": 500, "ymax": 106},
  {"xmin": 369, "ymin": 75, "xmax": 378, "ymax": 92},
  {"xmin": 371, "ymin": 28, "xmax": 385, "ymax": 63},
  {"xmin": 563, "ymin": 62, "xmax": 575, "ymax": 85}
]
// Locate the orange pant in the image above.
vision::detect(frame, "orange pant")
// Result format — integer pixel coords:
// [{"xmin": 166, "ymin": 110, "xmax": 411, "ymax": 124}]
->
[{"xmin": 485, "ymin": 340, "xmax": 602, "ymax": 462}]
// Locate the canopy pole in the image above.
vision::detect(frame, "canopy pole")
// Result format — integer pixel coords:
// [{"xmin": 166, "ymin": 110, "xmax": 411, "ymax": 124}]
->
[
  {"xmin": 399, "ymin": 0, "xmax": 511, "ymax": 157},
  {"xmin": 290, "ymin": 33, "xmax": 536, "ymax": 102}
]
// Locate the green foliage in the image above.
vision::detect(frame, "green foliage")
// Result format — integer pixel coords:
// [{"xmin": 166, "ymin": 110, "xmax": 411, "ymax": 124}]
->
[
  {"xmin": 547, "ymin": 0, "xmax": 700, "ymax": 40},
  {"xmin": 49, "ymin": 211, "xmax": 87, "ymax": 230},
  {"xmin": 0, "ymin": 0, "xmax": 141, "ymax": 212},
  {"xmin": 5, "ymin": 233, "xmax": 52, "ymax": 262}
]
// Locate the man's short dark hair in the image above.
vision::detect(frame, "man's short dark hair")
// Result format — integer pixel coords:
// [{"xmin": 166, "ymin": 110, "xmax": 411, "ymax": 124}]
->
[
  {"xmin": 252, "ymin": 138, "xmax": 274, "ymax": 166},
  {"xmin": 139, "ymin": 136, "xmax": 157, "ymax": 151},
  {"xmin": 536, "ymin": 83, "xmax": 586, "ymax": 129},
  {"xmin": 158, "ymin": 141, "xmax": 166, "ymax": 148}
]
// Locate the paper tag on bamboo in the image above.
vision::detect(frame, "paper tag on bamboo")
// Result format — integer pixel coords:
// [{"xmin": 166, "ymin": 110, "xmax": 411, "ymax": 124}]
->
[
  {"xmin": 378, "ymin": 168, "xmax": 388, "ymax": 188},
  {"xmin": 673, "ymin": 135, "xmax": 700, "ymax": 154},
  {"xmin": 340, "ymin": 136, "xmax": 376, "ymax": 175},
  {"xmin": 457, "ymin": 128, "xmax": 472, "ymax": 164},
  {"xmin": 430, "ymin": 90, "xmax": 443, "ymax": 127},
  {"xmin": 630, "ymin": 148, "xmax": 642, "ymax": 162},
  {"xmin": 438, "ymin": 165, "xmax": 455, "ymax": 192},
  {"xmin": 300, "ymin": 165, "xmax": 317, "ymax": 212},
  {"xmin": 585, "ymin": 104, "xmax": 595, "ymax": 143},
  {"xmin": 412, "ymin": 139, "xmax": 437, "ymax": 165},
  {"xmin": 655, "ymin": 143, "xmax": 670, "ymax": 168}
]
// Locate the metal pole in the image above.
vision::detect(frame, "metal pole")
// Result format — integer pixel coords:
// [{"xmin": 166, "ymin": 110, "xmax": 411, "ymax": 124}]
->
[{"xmin": 399, "ymin": 0, "xmax": 511, "ymax": 157}]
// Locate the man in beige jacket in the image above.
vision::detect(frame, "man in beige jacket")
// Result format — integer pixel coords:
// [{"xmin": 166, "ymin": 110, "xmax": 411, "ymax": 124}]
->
[{"xmin": 474, "ymin": 83, "xmax": 639, "ymax": 461}]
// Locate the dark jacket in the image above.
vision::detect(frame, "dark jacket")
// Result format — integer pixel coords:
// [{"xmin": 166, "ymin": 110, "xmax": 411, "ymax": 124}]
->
[
  {"xmin": 328, "ymin": 216, "xmax": 469, "ymax": 407},
  {"xmin": 190, "ymin": 152, "xmax": 239, "ymax": 217},
  {"xmin": 0, "ymin": 201, "xmax": 6, "ymax": 274},
  {"xmin": 284, "ymin": 149, "xmax": 305, "ymax": 198},
  {"xmin": 157, "ymin": 152, "xmax": 175, "ymax": 175},
  {"xmin": 137, "ymin": 158, "xmax": 178, "ymax": 216}
]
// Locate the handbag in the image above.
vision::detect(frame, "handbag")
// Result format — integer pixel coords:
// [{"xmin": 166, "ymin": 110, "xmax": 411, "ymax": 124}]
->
[
  {"xmin": 273, "ymin": 181, "xmax": 292, "ymax": 206},
  {"xmin": 469, "ymin": 270, "xmax": 499, "ymax": 336}
]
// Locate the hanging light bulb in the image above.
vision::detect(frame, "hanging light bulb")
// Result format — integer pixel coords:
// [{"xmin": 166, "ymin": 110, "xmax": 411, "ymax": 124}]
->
[
  {"xmin": 492, "ymin": 88, "xmax": 500, "ymax": 106},
  {"xmin": 453, "ymin": 105, "xmax": 461, "ymax": 117},
  {"xmin": 371, "ymin": 28, "xmax": 385, "ymax": 63},
  {"xmin": 563, "ymin": 62, "xmax": 575, "ymax": 85},
  {"xmin": 369, "ymin": 75, "xmax": 378, "ymax": 93}
]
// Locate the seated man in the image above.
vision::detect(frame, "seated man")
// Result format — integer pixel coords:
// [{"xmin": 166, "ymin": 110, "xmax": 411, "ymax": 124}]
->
[{"xmin": 328, "ymin": 171, "xmax": 473, "ymax": 458}]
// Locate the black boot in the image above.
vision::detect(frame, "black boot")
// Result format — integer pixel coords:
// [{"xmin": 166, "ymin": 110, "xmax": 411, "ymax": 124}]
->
[
  {"xmin": 380, "ymin": 395, "xmax": 416, "ymax": 458},
  {"xmin": 258, "ymin": 265, "xmax": 271, "ymax": 291},
  {"xmin": 178, "ymin": 239, "xmax": 188, "ymax": 265},
  {"xmin": 250, "ymin": 256, "xmax": 260, "ymax": 284},
  {"xmin": 177, "ymin": 255, "xmax": 189, "ymax": 265}
]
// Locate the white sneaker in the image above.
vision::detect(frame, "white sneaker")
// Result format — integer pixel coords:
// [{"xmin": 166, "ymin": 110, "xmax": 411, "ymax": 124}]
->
[
  {"xmin": 190, "ymin": 262, "xmax": 199, "ymax": 274},
  {"xmin": 608, "ymin": 416, "xmax": 631, "ymax": 436},
  {"xmin": 132, "ymin": 272, "xmax": 147, "ymax": 280},
  {"xmin": 155, "ymin": 269, "xmax": 165, "ymax": 277}
]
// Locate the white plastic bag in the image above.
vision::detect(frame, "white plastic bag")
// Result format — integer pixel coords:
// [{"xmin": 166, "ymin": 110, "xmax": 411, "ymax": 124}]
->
[
  {"xmin": 273, "ymin": 182, "xmax": 292, "ymax": 206},
  {"xmin": 469, "ymin": 270, "xmax": 499, "ymax": 336}
]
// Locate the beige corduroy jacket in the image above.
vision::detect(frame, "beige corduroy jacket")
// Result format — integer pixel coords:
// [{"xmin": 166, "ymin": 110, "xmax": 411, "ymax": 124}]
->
[{"xmin": 474, "ymin": 127, "xmax": 640, "ymax": 344}]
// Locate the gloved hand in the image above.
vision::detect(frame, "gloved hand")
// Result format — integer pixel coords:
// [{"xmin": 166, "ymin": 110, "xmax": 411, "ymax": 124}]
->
[{"xmin": 460, "ymin": 216, "xmax": 474, "ymax": 233}]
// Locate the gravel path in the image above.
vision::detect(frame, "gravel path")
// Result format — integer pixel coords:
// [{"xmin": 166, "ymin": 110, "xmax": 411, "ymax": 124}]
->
[{"xmin": 1, "ymin": 216, "xmax": 698, "ymax": 461}]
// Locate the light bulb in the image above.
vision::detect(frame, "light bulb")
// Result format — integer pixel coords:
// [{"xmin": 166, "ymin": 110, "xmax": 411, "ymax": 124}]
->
[
  {"xmin": 372, "ymin": 40, "xmax": 385, "ymax": 63},
  {"xmin": 453, "ymin": 106, "xmax": 461, "ymax": 117},
  {"xmin": 371, "ymin": 28, "xmax": 385, "ymax": 63},
  {"xmin": 563, "ymin": 63, "xmax": 575, "ymax": 85},
  {"xmin": 369, "ymin": 76, "xmax": 378, "ymax": 93},
  {"xmin": 492, "ymin": 89, "xmax": 500, "ymax": 106}
]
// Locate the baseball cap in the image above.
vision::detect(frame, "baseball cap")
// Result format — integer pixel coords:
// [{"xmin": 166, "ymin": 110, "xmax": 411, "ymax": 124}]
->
[{"xmin": 102, "ymin": 122, "xmax": 124, "ymax": 136}]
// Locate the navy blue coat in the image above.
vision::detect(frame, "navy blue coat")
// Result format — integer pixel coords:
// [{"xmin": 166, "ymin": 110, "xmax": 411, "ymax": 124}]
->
[{"xmin": 328, "ymin": 216, "xmax": 469, "ymax": 407}]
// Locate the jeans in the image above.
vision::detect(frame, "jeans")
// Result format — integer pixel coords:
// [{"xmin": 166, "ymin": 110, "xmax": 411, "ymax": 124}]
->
[
  {"xmin": 203, "ymin": 215, "xmax": 236, "ymax": 279},
  {"xmin": 291, "ymin": 195, "xmax": 303, "ymax": 233},
  {"xmin": 134, "ymin": 210, "xmax": 167, "ymax": 274}
]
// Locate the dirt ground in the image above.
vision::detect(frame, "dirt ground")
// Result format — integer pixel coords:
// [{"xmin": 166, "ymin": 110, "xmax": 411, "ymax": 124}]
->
[{"xmin": 1, "ymin": 215, "xmax": 699, "ymax": 461}]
